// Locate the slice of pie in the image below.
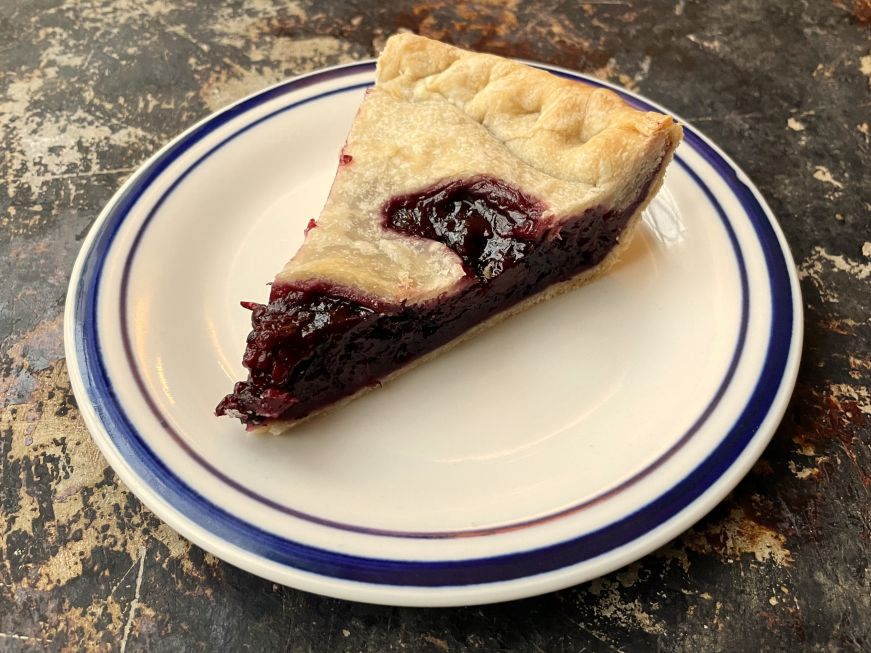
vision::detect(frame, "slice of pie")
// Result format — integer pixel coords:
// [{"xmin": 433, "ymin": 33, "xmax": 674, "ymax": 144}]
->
[{"xmin": 216, "ymin": 34, "xmax": 683, "ymax": 432}]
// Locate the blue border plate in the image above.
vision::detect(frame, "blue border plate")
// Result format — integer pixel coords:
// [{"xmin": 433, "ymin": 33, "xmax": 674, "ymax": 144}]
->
[{"xmin": 65, "ymin": 60, "xmax": 802, "ymax": 606}]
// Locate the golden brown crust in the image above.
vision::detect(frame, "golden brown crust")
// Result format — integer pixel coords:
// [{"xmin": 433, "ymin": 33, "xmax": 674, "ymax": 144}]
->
[{"xmin": 274, "ymin": 34, "xmax": 682, "ymax": 305}]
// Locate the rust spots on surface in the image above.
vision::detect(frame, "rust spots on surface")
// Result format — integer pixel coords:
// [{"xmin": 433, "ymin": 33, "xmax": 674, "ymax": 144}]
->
[
  {"xmin": 790, "ymin": 383, "xmax": 868, "ymax": 447},
  {"xmin": 833, "ymin": 0, "xmax": 871, "ymax": 24},
  {"xmin": 259, "ymin": 2, "xmax": 617, "ymax": 75},
  {"xmin": 407, "ymin": 2, "xmax": 615, "ymax": 72},
  {"xmin": 783, "ymin": 382, "xmax": 869, "ymax": 486}
]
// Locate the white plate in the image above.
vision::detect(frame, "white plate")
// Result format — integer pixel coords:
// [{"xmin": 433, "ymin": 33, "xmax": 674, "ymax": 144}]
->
[{"xmin": 65, "ymin": 61, "xmax": 802, "ymax": 606}]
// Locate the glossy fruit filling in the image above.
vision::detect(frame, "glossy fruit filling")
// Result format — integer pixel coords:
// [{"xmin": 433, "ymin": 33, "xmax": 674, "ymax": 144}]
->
[
  {"xmin": 217, "ymin": 174, "xmax": 653, "ymax": 427},
  {"xmin": 385, "ymin": 177, "xmax": 549, "ymax": 280}
]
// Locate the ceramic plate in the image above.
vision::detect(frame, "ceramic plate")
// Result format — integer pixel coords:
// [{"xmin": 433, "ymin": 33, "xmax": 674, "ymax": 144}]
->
[{"xmin": 65, "ymin": 61, "xmax": 802, "ymax": 606}]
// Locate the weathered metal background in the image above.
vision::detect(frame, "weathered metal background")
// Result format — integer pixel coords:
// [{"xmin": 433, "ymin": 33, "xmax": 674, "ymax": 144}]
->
[{"xmin": 1, "ymin": 1, "xmax": 869, "ymax": 650}]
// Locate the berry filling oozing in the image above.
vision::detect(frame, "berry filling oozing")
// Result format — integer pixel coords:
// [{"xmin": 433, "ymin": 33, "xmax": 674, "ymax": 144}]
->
[{"xmin": 217, "ymin": 173, "xmax": 653, "ymax": 426}]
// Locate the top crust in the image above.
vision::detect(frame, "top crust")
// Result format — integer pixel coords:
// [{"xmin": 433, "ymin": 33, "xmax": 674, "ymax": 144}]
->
[
  {"xmin": 275, "ymin": 34, "xmax": 682, "ymax": 305},
  {"xmin": 376, "ymin": 34, "xmax": 680, "ymax": 197}
]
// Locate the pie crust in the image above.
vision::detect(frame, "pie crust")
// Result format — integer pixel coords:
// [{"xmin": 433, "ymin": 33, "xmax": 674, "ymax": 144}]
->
[{"xmin": 216, "ymin": 34, "xmax": 683, "ymax": 431}]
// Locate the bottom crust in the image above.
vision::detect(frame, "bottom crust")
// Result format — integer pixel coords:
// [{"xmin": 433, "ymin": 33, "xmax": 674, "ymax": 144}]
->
[{"xmin": 255, "ymin": 162, "xmax": 669, "ymax": 435}]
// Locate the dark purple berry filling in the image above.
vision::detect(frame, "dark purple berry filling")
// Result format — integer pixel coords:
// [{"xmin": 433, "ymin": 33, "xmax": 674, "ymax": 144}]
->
[
  {"xmin": 217, "ymin": 292, "xmax": 376, "ymax": 420},
  {"xmin": 217, "ymin": 172, "xmax": 659, "ymax": 427},
  {"xmin": 385, "ymin": 177, "xmax": 550, "ymax": 280}
]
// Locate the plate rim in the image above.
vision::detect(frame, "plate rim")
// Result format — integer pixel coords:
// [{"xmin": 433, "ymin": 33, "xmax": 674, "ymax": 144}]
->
[
  {"xmin": 117, "ymin": 82, "xmax": 753, "ymax": 541},
  {"xmin": 64, "ymin": 58, "xmax": 803, "ymax": 606}
]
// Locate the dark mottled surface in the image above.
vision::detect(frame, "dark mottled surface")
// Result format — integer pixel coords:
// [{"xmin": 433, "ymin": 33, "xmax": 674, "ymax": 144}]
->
[{"xmin": 1, "ymin": 0, "xmax": 870, "ymax": 650}]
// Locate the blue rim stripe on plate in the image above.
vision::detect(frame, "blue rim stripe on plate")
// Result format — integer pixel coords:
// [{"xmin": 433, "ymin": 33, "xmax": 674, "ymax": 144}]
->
[
  {"xmin": 114, "ymin": 77, "xmax": 750, "ymax": 539},
  {"xmin": 71, "ymin": 63, "xmax": 795, "ymax": 586}
]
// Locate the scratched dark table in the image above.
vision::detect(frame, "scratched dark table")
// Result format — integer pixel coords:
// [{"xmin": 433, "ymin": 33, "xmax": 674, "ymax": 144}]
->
[{"xmin": 2, "ymin": 1, "xmax": 870, "ymax": 651}]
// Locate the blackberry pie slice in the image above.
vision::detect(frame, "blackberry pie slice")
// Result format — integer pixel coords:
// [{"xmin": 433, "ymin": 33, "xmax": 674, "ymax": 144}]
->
[{"xmin": 216, "ymin": 34, "xmax": 683, "ymax": 432}]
